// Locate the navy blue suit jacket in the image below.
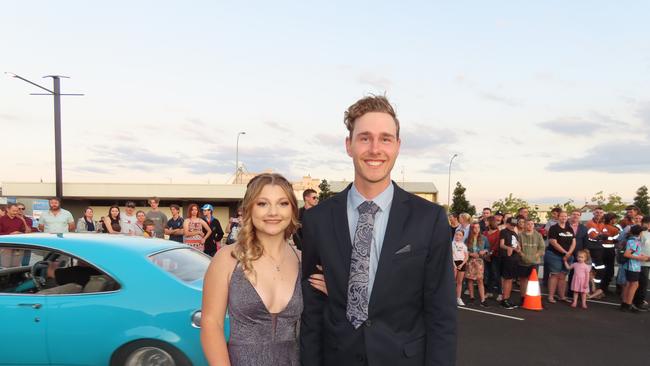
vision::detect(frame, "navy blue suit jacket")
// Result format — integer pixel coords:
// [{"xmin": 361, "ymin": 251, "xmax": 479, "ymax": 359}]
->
[{"xmin": 300, "ymin": 183, "xmax": 457, "ymax": 366}]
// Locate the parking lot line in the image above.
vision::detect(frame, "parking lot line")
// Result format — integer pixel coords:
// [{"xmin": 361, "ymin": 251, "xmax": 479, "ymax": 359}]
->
[
  {"xmin": 458, "ymin": 306, "xmax": 525, "ymax": 321},
  {"xmin": 511, "ymin": 288, "xmax": 620, "ymax": 307}
]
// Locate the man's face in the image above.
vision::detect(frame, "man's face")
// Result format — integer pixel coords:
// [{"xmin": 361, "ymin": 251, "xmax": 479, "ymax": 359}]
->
[
  {"xmin": 49, "ymin": 199, "xmax": 60, "ymax": 211},
  {"xmin": 346, "ymin": 112, "xmax": 400, "ymax": 188},
  {"xmin": 125, "ymin": 206, "xmax": 135, "ymax": 215},
  {"xmin": 519, "ymin": 209, "xmax": 529, "ymax": 218},
  {"xmin": 7, "ymin": 206, "xmax": 19, "ymax": 218},
  {"xmin": 626, "ymin": 209, "xmax": 637, "ymax": 219},
  {"xmin": 482, "ymin": 209, "xmax": 491, "ymax": 219},
  {"xmin": 305, "ymin": 193, "xmax": 319, "ymax": 208},
  {"xmin": 551, "ymin": 211, "xmax": 559, "ymax": 220},
  {"xmin": 634, "ymin": 214, "xmax": 643, "ymax": 225},
  {"xmin": 171, "ymin": 207, "xmax": 179, "ymax": 216},
  {"xmin": 16, "ymin": 205, "xmax": 26, "ymax": 217},
  {"xmin": 149, "ymin": 200, "xmax": 159, "ymax": 209},
  {"xmin": 570, "ymin": 211, "xmax": 581, "ymax": 224},
  {"xmin": 525, "ymin": 221, "xmax": 535, "ymax": 232},
  {"xmin": 593, "ymin": 209, "xmax": 604, "ymax": 221}
]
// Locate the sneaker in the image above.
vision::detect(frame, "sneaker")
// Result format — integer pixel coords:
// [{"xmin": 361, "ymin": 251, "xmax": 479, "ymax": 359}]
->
[
  {"xmin": 634, "ymin": 303, "xmax": 649, "ymax": 312},
  {"xmin": 464, "ymin": 289, "xmax": 470, "ymax": 295},
  {"xmin": 480, "ymin": 300, "xmax": 489, "ymax": 308},
  {"xmin": 457, "ymin": 298, "xmax": 465, "ymax": 306},
  {"xmin": 501, "ymin": 300, "xmax": 516, "ymax": 310},
  {"xmin": 486, "ymin": 292, "xmax": 494, "ymax": 299},
  {"xmin": 496, "ymin": 294, "xmax": 503, "ymax": 302},
  {"xmin": 630, "ymin": 304, "xmax": 642, "ymax": 313},
  {"xmin": 620, "ymin": 303, "xmax": 631, "ymax": 312}
]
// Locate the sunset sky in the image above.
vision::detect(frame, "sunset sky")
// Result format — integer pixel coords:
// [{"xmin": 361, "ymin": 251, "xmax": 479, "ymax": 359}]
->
[{"xmin": 2, "ymin": 0, "xmax": 649, "ymax": 208}]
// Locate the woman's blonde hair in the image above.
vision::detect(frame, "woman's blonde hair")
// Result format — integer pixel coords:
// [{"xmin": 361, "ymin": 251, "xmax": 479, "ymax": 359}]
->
[{"xmin": 231, "ymin": 173, "xmax": 299, "ymax": 280}]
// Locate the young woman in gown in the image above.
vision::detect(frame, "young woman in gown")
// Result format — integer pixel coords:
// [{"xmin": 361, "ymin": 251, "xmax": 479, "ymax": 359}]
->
[{"xmin": 201, "ymin": 173, "xmax": 326, "ymax": 366}]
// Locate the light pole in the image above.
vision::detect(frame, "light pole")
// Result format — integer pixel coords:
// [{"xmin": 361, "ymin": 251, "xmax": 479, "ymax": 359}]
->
[
  {"xmin": 6, "ymin": 72, "xmax": 83, "ymax": 199},
  {"xmin": 235, "ymin": 131, "xmax": 246, "ymax": 184},
  {"xmin": 447, "ymin": 154, "xmax": 458, "ymax": 210}
]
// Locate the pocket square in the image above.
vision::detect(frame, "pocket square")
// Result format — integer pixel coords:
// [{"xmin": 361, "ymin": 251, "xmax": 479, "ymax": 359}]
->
[{"xmin": 395, "ymin": 244, "xmax": 411, "ymax": 254}]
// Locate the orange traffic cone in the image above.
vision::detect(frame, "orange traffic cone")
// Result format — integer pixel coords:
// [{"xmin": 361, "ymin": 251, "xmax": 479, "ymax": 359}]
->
[{"xmin": 522, "ymin": 268, "xmax": 543, "ymax": 311}]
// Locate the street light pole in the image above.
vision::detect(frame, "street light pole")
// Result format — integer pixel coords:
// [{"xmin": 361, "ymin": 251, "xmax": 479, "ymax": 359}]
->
[
  {"xmin": 235, "ymin": 131, "xmax": 246, "ymax": 184},
  {"xmin": 6, "ymin": 73, "xmax": 83, "ymax": 199},
  {"xmin": 447, "ymin": 154, "xmax": 458, "ymax": 210}
]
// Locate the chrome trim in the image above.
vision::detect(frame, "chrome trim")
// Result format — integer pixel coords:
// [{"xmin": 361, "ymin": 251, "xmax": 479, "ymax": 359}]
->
[{"xmin": 191, "ymin": 310, "xmax": 202, "ymax": 328}]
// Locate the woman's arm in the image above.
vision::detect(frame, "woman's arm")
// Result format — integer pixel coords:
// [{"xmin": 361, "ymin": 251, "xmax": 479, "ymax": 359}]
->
[
  {"xmin": 183, "ymin": 220, "xmax": 191, "ymax": 236},
  {"xmin": 201, "ymin": 247, "xmax": 234, "ymax": 366},
  {"xmin": 103, "ymin": 217, "xmax": 118, "ymax": 234}
]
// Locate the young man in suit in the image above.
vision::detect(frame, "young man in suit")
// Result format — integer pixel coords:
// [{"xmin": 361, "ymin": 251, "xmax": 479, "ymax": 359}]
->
[{"xmin": 300, "ymin": 95, "xmax": 456, "ymax": 366}]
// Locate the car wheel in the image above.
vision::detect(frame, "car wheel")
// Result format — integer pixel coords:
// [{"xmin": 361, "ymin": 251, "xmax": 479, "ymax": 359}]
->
[{"xmin": 111, "ymin": 340, "xmax": 191, "ymax": 366}]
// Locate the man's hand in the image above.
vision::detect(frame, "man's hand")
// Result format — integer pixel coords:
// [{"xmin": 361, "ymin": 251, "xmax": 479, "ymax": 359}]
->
[{"xmin": 507, "ymin": 247, "xmax": 513, "ymax": 257}]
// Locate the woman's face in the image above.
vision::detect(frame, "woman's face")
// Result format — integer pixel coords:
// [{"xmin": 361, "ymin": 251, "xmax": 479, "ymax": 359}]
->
[
  {"xmin": 251, "ymin": 184, "xmax": 293, "ymax": 238},
  {"xmin": 449, "ymin": 215, "xmax": 458, "ymax": 226},
  {"xmin": 85, "ymin": 209, "xmax": 93, "ymax": 219},
  {"xmin": 110, "ymin": 207, "xmax": 119, "ymax": 218},
  {"xmin": 136, "ymin": 212, "xmax": 146, "ymax": 223},
  {"xmin": 517, "ymin": 219, "xmax": 526, "ymax": 231},
  {"xmin": 190, "ymin": 206, "xmax": 199, "ymax": 217},
  {"xmin": 470, "ymin": 223, "xmax": 480, "ymax": 235}
]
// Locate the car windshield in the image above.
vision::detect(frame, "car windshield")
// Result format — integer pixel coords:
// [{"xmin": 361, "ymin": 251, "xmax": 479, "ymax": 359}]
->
[{"xmin": 148, "ymin": 248, "xmax": 210, "ymax": 283}]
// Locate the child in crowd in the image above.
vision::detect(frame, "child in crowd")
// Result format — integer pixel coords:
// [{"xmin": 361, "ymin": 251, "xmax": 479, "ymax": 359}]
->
[
  {"xmin": 143, "ymin": 219, "xmax": 156, "ymax": 238},
  {"xmin": 452, "ymin": 230, "xmax": 469, "ymax": 306},
  {"xmin": 621, "ymin": 225, "xmax": 650, "ymax": 312},
  {"xmin": 564, "ymin": 249, "xmax": 591, "ymax": 309}
]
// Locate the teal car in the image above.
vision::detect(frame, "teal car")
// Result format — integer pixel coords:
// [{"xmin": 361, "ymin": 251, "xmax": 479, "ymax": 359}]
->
[{"xmin": 0, "ymin": 233, "xmax": 227, "ymax": 366}]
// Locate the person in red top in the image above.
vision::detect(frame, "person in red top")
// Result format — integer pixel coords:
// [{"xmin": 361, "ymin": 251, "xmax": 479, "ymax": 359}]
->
[
  {"xmin": 484, "ymin": 216, "xmax": 502, "ymax": 299},
  {"xmin": 0, "ymin": 204, "xmax": 32, "ymax": 235},
  {"xmin": 585, "ymin": 207, "xmax": 607, "ymax": 299}
]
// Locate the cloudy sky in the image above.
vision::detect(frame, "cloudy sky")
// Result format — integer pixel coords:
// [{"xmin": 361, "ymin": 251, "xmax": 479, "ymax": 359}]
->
[{"xmin": 2, "ymin": 0, "xmax": 649, "ymax": 208}]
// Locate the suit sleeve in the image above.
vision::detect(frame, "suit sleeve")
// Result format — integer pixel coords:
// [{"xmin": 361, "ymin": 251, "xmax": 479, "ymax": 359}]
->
[
  {"xmin": 300, "ymin": 211, "xmax": 325, "ymax": 366},
  {"xmin": 424, "ymin": 207, "xmax": 457, "ymax": 366}
]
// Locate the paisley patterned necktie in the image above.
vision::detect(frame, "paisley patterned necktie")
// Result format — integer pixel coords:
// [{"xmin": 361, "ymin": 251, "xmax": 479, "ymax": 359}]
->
[{"xmin": 346, "ymin": 200, "xmax": 380, "ymax": 329}]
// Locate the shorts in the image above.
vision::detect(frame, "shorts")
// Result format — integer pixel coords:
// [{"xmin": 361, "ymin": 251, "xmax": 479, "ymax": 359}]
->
[
  {"xmin": 454, "ymin": 260, "xmax": 467, "ymax": 272},
  {"xmin": 500, "ymin": 256, "xmax": 520, "ymax": 280},
  {"xmin": 517, "ymin": 264, "xmax": 538, "ymax": 278},
  {"xmin": 545, "ymin": 250, "xmax": 570, "ymax": 274},
  {"xmin": 626, "ymin": 270, "xmax": 640, "ymax": 282}
]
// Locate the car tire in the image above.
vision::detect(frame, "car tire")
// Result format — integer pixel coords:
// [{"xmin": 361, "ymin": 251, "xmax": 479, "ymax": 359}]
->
[{"xmin": 110, "ymin": 339, "xmax": 192, "ymax": 366}]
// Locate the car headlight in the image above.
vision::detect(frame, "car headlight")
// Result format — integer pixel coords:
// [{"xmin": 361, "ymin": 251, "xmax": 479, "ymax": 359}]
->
[{"xmin": 191, "ymin": 310, "xmax": 202, "ymax": 328}]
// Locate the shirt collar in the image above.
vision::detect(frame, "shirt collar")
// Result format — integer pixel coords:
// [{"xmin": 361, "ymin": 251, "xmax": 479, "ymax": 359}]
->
[{"xmin": 349, "ymin": 182, "xmax": 394, "ymax": 213}]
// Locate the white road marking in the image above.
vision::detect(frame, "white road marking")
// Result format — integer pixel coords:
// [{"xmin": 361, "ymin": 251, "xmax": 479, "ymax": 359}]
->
[
  {"xmin": 458, "ymin": 306, "xmax": 525, "ymax": 321},
  {"xmin": 512, "ymin": 288, "xmax": 620, "ymax": 306}
]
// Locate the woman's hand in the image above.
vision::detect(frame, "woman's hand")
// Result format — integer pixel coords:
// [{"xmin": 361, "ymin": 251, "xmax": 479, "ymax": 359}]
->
[{"xmin": 309, "ymin": 265, "xmax": 328, "ymax": 295}]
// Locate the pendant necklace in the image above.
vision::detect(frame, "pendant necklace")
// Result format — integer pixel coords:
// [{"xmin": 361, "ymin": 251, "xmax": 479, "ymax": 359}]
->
[{"xmin": 266, "ymin": 244, "xmax": 288, "ymax": 272}]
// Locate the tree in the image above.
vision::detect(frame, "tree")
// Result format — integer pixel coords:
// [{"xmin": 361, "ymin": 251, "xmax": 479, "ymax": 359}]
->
[
  {"xmin": 491, "ymin": 193, "xmax": 541, "ymax": 223},
  {"xmin": 318, "ymin": 179, "xmax": 335, "ymax": 202},
  {"xmin": 547, "ymin": 199, "xmax": 578, "ymax": 221},
  {"xmin": 590, "ymin": 191, "xmax": 626, "ymax": 213},
  {"xmin": 633, "ymin": 185, "xmax": 650, "ymax": 216},
  {"xmin": 450, "ymin": 182, "xmax": 475, "ymax": 216}
]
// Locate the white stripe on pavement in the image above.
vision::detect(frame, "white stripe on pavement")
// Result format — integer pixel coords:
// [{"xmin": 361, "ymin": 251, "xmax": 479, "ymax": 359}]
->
[{"xmin": 458, "ymin": 306, "xmax": 525, "ymax": 321}]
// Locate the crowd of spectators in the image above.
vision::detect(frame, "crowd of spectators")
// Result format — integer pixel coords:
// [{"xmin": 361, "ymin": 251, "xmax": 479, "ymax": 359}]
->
[{"xmin": 450, "ymin": 205, "xmax": 650, "ymax": 312}]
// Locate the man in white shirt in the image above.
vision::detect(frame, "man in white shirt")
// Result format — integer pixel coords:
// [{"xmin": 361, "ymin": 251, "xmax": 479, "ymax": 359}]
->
[
  {"xmin": 38, "ymin": 198, "xmax": 75, "ymax": 233},
  {"xmin": 120, "ymin": 201, "xmax": 138, "ymax": 235}
]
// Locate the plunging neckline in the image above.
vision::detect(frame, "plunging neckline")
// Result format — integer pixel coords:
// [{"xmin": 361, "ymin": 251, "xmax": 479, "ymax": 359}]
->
[{"xmin": 242, "ymin": 266, "xmax": 300, "ymax": 315}]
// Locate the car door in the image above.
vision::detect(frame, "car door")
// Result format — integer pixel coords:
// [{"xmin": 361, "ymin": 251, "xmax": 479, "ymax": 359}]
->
[
  {"xmin": 0, "ymin": 246, "xmax": 49, "ymax": 365},
  {"xmin": 43, "ymin": 257, "xmax": 124, "ymax": 365}
]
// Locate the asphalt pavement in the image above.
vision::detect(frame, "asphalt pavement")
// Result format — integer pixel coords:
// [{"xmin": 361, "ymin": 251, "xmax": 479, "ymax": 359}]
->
[{"xmin": 457, "ymin": 287, "xmax": 650, "ymax": 366}]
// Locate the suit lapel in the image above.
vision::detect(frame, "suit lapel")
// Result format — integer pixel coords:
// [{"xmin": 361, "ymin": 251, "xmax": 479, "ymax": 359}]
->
[
  {"xmin": 332, "ymin": 185, "xmax": 353, "ymax": 276},
  {"xmin": 369, "ymin": 184, "xmax": 410, "ymax": 312}
]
